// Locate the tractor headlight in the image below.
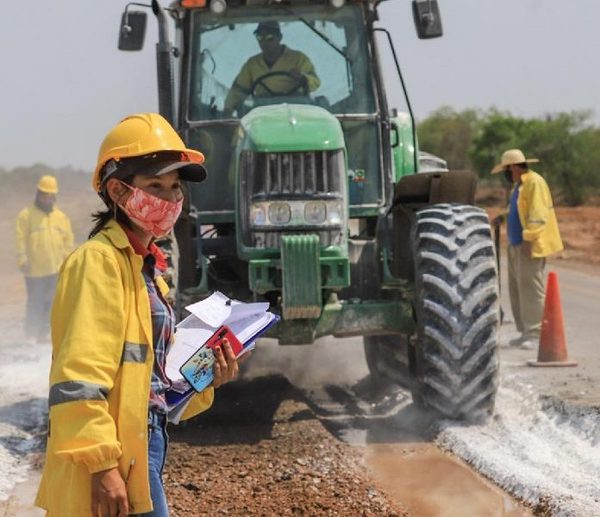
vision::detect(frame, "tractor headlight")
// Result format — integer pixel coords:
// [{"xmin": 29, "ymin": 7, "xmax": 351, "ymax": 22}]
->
[
  {"xmin": 268, "ymin": 202, "xmax": 292, "ymax": 225},
  {"xmin": 304, "ymin": 201, "xmax": 327, "ymax": 225},
  {"xmin": 327, "ymin": 201, "xmax": 343, "ymax": 225},
  {"xmin": 250, "ymin": 199, "xmax": 344, "ymax": 228},
  {"xmin": 250, "ymin": 204, "xmax": 266, "ymax": 226}
]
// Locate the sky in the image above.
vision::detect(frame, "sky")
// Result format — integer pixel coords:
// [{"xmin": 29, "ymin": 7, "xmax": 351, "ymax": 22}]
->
[{"xmin": 1, "ymin": 0, "xmax": 598, "ymax": 171}]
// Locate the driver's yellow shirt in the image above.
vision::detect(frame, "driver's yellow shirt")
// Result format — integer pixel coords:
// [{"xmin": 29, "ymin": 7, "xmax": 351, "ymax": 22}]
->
[{"xmin": 224, "ymin": 46, "xmax": 320, "ymax": 113}]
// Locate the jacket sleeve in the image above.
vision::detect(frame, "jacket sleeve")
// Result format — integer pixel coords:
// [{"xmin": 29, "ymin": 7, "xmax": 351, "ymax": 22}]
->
[
  {"xmin": 298, "ymin": 53, "xmax": 320, "ymax": 92},
  {"xmin": 15, "ymin": 209, "xmax": 29, "ymax": 268},
  {"xmin": 48, "ymin": 247, "xmax": 126, "ymax": 473},
  {"xmin": 522, "ymin": 180, "xmax": 551, "ymax": 242},
  {"xmin": 224, "ymin": 61, "xmax": 253, "ymax": 112},
  {"xmin": 180, "ymin": 387, "xmax": 214, "ymax": 421}
]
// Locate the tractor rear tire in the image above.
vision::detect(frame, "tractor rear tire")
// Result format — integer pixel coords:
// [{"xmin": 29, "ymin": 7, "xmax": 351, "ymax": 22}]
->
[{"xmin": 411, "ymin": 203, "xmax": 499, "ymax": 420}]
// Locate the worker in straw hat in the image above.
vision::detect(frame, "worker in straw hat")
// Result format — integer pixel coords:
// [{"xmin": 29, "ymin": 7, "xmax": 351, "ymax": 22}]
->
[
  {"xmin": 35, "ymin": 113, "xmax": 241, "ymax": 517},
  {"xmin": 491, "ymin": 149, "xmax": 563, "ymax": 349},
  {"xmin": 15, "ymin": 174, "xmax": 74, "ymax": 344}
]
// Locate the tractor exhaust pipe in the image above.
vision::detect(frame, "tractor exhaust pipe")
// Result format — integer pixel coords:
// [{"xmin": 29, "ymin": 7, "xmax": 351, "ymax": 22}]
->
[{"xmin": 152, "ymin": 0, "xmax": 176, "ymax": 124}]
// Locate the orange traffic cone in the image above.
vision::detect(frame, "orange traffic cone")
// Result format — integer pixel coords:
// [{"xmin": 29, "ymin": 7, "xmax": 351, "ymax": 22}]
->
[{"xmin": 528, "ymin": 272, "xmax": 577, "ymax": 367}]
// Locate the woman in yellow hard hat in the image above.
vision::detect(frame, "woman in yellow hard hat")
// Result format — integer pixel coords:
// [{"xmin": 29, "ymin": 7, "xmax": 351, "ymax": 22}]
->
[
  {"xmin": 35, "ymin": 113, "xmax": 240, "ymax": 517},
  {"xmin": 15, "ymin": 174, "xmax": 74, "ymax": 344}
]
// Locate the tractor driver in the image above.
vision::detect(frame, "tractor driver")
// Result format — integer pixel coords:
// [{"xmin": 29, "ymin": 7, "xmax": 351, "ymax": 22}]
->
[{"xmin": 223, "ymin": 21, "xmax": 320, "ymax": 116}]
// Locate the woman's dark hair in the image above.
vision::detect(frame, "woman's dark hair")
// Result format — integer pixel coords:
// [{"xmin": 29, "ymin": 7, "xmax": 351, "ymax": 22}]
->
[{"xmin": 89, "ymin": 175, "xmax": 134, "ymax": 238}]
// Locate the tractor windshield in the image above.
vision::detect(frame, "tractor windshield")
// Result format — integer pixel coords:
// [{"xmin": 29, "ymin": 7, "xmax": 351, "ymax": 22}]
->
[{"xmin": 188, "ymin": 4, "xmax": 376, "ymax": 120}]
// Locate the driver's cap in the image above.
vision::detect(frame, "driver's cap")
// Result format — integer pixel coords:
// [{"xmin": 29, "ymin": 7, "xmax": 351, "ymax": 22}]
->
[{"xmin": 254, "ymin": 21, "xmax": 281, "ymax": 36}]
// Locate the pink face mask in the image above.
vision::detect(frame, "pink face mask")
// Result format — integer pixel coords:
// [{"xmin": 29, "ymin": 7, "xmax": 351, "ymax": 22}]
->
[{"xmin": 119, "ymin": 184, "xmax": 183, "ymax": 239}]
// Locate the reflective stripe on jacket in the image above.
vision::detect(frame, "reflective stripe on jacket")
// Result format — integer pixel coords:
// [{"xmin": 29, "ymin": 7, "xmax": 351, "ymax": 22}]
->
[
  {"xmin": 515, "ymin": 170, "xmax": 563, "ymax": 258},
  {"xmin": 15, "ymin": 205, "xmax": 74, "ymax": 277},
  {"xmin": 35, "ymin": 220, "xmax": 214, "ymax": 516},
  {"xmin": 224, "ymin": 46, "xmax": 320, "ymax": 111}
]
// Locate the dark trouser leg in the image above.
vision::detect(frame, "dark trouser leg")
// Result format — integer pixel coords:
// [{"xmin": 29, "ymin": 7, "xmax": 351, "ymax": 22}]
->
[{"xmin": 507, "ymin": 245, "xmax": 523, "ymax": 333}]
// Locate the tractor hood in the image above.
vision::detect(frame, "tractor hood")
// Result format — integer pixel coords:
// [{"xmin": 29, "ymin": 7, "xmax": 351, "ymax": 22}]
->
[{"xmin": 239, "ymin": 104, "xmax": 344, "ymax": 153}]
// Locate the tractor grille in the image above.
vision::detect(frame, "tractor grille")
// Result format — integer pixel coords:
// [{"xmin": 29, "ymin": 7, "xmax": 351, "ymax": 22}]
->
[
  {"xmin": 249, "ymin": 151, "xmax": 342, "ymax": 197},
  {"xmin": 240, "ymin": 150, "xmax": 346, "ymax": 249}
]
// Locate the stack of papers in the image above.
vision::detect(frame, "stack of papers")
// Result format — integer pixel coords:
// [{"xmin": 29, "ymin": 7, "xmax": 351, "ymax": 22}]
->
[{"xmin": 165, "ymin": 291, "xmax": 279, "ymax": 423}]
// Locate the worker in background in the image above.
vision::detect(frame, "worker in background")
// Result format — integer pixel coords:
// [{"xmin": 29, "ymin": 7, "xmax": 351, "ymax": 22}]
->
[
  {"xmin": 15, "ymin": 175, "xmax": 74, "ymax": 344},
  {"xmin": 491, "ymin": 149, "xmax": 563, "ymax": 349},
  {"xmin": 224, "ymin": 21, "xmax": 320, "ymax": 116}
]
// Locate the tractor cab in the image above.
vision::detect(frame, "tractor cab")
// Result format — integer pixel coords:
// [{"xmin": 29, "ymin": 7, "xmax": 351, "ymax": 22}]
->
[{"xmin": 184, "ymin": 2, "xmax": 384, "ymax": 229}]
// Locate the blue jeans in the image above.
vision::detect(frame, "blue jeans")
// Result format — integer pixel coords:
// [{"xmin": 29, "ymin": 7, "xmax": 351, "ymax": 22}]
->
[{"xmin": 134, "ymin": 412, "xmax": 169, "ymax": 517}]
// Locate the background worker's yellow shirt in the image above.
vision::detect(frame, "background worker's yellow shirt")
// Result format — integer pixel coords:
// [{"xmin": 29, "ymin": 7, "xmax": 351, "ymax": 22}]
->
[
  {"xmin": 516, "ymin": 170, "xmax": 564, "ymax": 258},
  {"xmin": 15, "ymin": 205, "xmax": 74, "ymax": 277},
  {"xmin": 225, "ymin": 46, "xmax": 320, "ymax": 112}
]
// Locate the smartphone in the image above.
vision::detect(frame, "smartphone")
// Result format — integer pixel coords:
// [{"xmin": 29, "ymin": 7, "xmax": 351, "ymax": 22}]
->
[
  {"xmin": 204, "ymin": 325, "xmax": 243, "ymax": 356},
  {"xmin": 179, "ymin": 326, "xmax": 243, "ymax": 393}
]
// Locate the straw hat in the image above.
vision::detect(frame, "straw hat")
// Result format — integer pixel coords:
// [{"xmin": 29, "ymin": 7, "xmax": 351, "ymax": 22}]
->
[{"xmin": 491, "ymin": 149, "xmax": 539, "ymax": 174}]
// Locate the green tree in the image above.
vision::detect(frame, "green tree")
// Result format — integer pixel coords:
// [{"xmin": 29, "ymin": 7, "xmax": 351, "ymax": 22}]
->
[
  {"xmin": 417, "ymin": 106, "xmax": 482, "ymax": 170},
  {"xmin": 472, "ymin": 110, "xmax": 600, "ymax": 205}
]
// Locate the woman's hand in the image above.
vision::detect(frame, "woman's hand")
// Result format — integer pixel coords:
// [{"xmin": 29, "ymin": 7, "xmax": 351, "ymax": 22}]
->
[
  {"xmin": 91, "ymin": 467, "xmax": 129, "ymax": 517},
  {"xmin": 212, "ymin": 338, "xmax": 240, "ymax": 389}
]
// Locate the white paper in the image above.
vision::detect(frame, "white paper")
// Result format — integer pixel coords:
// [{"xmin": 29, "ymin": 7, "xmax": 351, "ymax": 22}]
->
[
  {"xmin": 167, "ymin": 391, "xmax": 195, "ymax": 424},
  {"xmin": 228, "ymin": 301, "xmax": 270, "ymax": 324},
  {"xmin": 184, "ymin": 291, "xmax": 232, "ymax": 327},
  {"xmin": 228, "ymin": 312, "xmax": 275, "ymax": 344}
]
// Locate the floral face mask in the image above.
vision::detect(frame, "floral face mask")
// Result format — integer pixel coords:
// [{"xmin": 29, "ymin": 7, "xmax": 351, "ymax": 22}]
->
[{"xmin": 119, "ymin": 183, "xmax": 183, "ymax": 239}]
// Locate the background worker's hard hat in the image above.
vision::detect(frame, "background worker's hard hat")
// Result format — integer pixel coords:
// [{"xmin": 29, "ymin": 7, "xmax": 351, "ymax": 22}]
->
[
  {"xmin": 92, "ymin": 113, "xmax": 206, "ymax": 192},
  {"xmin": 37, "ymin": 175, "xmax": 58, "ymax": 194}
]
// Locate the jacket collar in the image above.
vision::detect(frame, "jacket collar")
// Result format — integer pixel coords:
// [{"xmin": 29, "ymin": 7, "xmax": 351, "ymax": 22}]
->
[
  {"xmin": 101, "ymin": 219, "xmax": 136, "ymax": 252},
  {"xmin": 520, "ymin": 170, "xmax": 535, "ymax": 184},
  {"xmin": 100, "ymin": 220, "xmax": 159, "ymax": 271}
]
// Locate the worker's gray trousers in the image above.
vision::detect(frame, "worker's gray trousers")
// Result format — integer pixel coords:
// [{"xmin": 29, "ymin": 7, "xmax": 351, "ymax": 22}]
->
[
  {"xmin": 507, "ymin": 244, "xmax": 546, "ymax": 339},
  {"xmin": 24, "ymin": 274, "xmax": 57, "ymax": 341}
]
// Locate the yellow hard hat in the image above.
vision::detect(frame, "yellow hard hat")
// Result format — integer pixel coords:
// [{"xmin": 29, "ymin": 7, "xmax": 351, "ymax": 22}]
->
[
  {"xmin": 92, "ymin": 112, "xmax": 206, "ymax": 192},
  {"xmin": 37, "ymin": 175, "xmax": 58, "ymax": 194}
]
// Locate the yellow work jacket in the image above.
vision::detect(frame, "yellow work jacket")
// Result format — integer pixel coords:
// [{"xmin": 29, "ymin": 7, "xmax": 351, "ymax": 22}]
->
[
  {"xmin": 224, "ymin": 46, "xmax": 320, "ymax": 112},
  {"xmin": 35, "ymin": 221, "xmax": 213, "ymax": 516},
  {"xmin": 514, "ymin": 170, "xmax": 563, "ymax": 258},
  {"xmin": 15, "ymin": 204, "xmax": 74, "ymax": 277}
]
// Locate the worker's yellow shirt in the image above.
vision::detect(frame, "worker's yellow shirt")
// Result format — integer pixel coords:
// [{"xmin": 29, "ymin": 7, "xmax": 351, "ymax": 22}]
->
[
  {"xmin": 515, "ymin": 170, "xmax": 563, "ymax": 258},
  {"xmin": 15, "ymin": 204, "xmax": 74, "ymax": 277},
  {"xmin": 225, "ymin": 46, "xmax": 320, "ymax": 112}
]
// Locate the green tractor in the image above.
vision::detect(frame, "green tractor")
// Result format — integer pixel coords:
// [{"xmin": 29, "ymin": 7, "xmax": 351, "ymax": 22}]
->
[{"xmin": 118, "ymin": 0, "xmax": 499, "ymax": 420}]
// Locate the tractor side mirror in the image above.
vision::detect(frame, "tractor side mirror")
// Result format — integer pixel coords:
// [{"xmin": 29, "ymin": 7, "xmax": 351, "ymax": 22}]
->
[
  {"xmin": 118, "ymin": 11, "xmax": 147, "ymax": 51},
  {"xmin": 412, "ymin": 0, "xmax": 443, "ymax": 39}
]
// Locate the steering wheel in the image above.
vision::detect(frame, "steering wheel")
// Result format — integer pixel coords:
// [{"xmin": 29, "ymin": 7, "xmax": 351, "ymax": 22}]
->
[{"xmin": 249, "ymin": 71, "xmax": 309, "ymax": 97}]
